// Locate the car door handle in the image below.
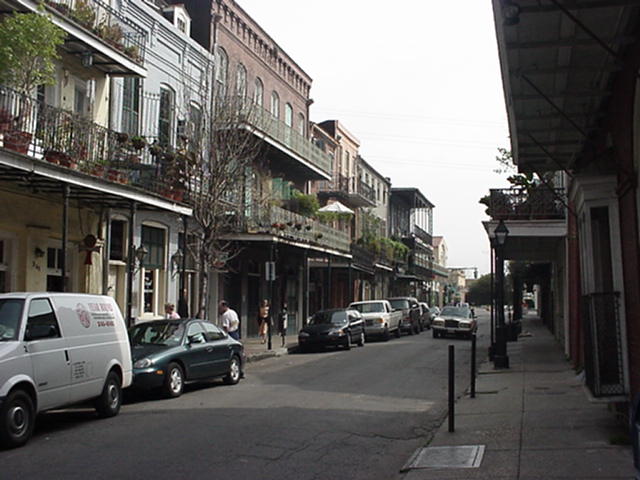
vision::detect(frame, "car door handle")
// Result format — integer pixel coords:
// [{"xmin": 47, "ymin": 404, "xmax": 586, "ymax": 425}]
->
[
  {"xmin": 64, "ymin": 349, "xmax": 70, "ymax": 364},
  {"xmin": 206, "ymin": 347, "xmax": 213, "ymax": 352}
]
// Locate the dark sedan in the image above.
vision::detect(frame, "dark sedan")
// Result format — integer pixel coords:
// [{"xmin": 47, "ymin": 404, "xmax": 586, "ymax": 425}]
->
[
  {"xmin": 298, "ymin": 309, "xmax": 365, "ymax": 352},
  {"xmin": 129, "ymin": 319, "xmax": 244, "ymax": 398}
]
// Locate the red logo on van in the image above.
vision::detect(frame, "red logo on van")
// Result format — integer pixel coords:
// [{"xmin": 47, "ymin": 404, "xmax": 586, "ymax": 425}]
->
[{"xmin": 76, "ymin": 303, "xmax": 91, "ymax": 328}]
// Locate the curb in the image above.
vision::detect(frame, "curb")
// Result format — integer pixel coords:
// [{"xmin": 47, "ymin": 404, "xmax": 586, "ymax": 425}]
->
[{"xmin": 244, "ymin": 344, "xmax": 298, "ymax": 363}]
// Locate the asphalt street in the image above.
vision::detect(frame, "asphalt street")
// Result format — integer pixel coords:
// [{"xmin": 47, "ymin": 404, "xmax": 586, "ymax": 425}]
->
[{"xmin": 1, "ymin": 312, "xmax": 491, "ymax": 480}]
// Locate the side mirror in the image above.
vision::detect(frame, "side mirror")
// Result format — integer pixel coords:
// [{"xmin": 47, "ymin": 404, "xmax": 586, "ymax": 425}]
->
[
  {"xmin": 25, "ymin": 324, "xmax": 57, "ymax": 341},
  {"xmin": 188, "ymin": 334, "xmax": 205, "ymax": 345}
]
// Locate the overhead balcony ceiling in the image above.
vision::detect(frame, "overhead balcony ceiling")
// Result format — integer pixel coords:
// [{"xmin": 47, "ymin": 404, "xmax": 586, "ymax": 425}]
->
[{"xmin": 493, "ymin": 0, "xmax": 640, "ymax": 173}]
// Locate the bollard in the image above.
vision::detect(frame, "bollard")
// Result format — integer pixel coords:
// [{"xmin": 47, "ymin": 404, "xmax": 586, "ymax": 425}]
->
[
  {"xmin": 471, "ymin": 333, "xmax": 477, "ymax": 398},
  {"xmin": 448, "ymin": 344, "xmax": 455, "ymax": 433}
]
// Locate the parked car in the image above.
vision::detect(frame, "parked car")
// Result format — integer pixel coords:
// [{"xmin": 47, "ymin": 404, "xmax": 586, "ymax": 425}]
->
[
  {"xmin": 387, "ymin": 297, "xmax": 421, "ymax": 334},
  {"xmin": 298, "ymin": 309, "xmax": 365, "ymax": 351},
  {"xmin": 431, "ymin": 306, "xmax": 477, "ymax": 339},
  {"xmin": 348, "ymin": 300, "xmax": 402, "ymax": 340},
  {"xmin": 0, "ymin": 293, "xmax": 132, "ymax": 449},
  {"xmin": 430, "ymin": 306, "xmax": 441, "ymax": 318},
  {"xmin": 129, "ymin": 319, "xmax": 244, "ymax": 398},
  {"xmin": 419, "ymin": 302, "xmax": 432, "ymax": 330}
]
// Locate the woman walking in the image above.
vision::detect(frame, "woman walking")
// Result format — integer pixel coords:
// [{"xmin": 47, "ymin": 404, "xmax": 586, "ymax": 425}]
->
[{"xmin": 257, "ymin": 299, "xmax": 270, "ymax": 344}]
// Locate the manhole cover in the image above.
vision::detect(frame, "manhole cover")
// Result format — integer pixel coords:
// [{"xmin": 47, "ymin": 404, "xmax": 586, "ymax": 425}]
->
[{"xmin": 401, "ymin": 445, "xmax": 485, "ymax": 471}]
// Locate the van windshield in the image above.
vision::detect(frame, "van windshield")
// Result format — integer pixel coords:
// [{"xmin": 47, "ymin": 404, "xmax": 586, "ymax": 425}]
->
[{"xmin": 0, "ymin": 299, "xmax": 24, "ymax": 341}]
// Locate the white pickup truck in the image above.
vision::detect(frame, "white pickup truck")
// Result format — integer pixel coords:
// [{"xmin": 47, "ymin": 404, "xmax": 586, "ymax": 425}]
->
[{"xmin": 348, "ymin": 300, "xmax": 402, "ymax": 341}]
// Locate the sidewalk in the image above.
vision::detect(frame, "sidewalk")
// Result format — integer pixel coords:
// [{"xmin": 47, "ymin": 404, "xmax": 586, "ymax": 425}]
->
[
  {"xmin": 401, "ymin": 316, "xmax": 635, "ymax": 479},
  {"xmin": 242, "ymin": 334, "xmax": 298, "ymax": 363}
]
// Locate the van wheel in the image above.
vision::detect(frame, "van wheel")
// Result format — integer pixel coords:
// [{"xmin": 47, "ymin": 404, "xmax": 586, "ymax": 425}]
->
[
  {"xmin": 95, "ymin": 371, "xmax": 122, "ymax": 418},
  {"xmin": 0, "ymin": 389, "xmax": 35, "ymax": 449},
  {"xmin": 164, "ymin": 363, "xmax": 184, "ymax": 398},
  {"xmin": 224, "ymin": 356, "xmax": 241, "ymax": 385}
]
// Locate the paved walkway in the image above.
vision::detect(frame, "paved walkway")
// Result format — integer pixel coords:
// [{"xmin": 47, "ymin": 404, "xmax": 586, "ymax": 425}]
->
[
  {"xmin": 401, "ymin": 315, "xmax": 635, "ymax": 479},
  {"xmin": 242, "ymin": 334, "xmax": 298, "ymax": 362}
]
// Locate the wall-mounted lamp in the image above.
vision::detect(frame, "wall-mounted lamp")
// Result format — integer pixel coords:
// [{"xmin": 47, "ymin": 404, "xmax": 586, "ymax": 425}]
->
[
  {"xmin": 502, "ymin": 0, "xmax": 521, "ymax": 26},
  {"xmin": 34, "ymin": 247, "xmax": 45, "ymax": 258},
  {"xmin": 134, "ymin": 244, "xmax": 148, "ymax": 273},
  {"xmin": 171, "ymin": 249, "xmax": 184, "ymax": 274},
  {"xmin": 81, "ymin": 51, "xmax": 94, "ymax": 68}
]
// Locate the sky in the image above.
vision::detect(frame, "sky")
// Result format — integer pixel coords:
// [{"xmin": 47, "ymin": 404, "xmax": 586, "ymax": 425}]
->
[{"xmin": 238, "ymin": 0, "xmax": 512, "ymax": 275}]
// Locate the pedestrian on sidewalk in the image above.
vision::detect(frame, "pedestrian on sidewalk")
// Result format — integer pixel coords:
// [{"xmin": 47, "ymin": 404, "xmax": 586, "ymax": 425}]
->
[
  {"xmin": 219, "ymin": 300, "xmax": 240, "ymax": 340},
  {"xmin": 164, "ymin": 303, "xmax": 180, "ymax": 319},
  {"xmin": 257, "ymin": 299, "xmax": 270, "ymax": 344},
  {"xmin": 277, "ymin": 302, "xmax": 288, "ymax": 347}
]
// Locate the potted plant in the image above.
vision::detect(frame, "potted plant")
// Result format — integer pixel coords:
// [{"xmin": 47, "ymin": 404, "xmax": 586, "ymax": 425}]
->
[
  {"xmin": 130, "ymin": 135, "xmax": 146, "ymax": 150},
  {"xmin": 71, "ymin": 0, "xmax": 96, "ymax": 30},
  {"xmin": 0, "ymin": 11, "xmax": 65, "ymax": 154},
  {"xmin": 148, "ymin": 142, "xmax": 163, "ymax": 157}
]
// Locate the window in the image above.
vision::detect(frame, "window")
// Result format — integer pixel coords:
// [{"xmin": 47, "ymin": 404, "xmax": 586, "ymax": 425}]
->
[
  {"xmin": 270, "ymin": 91, "xmax": 279, "ymax": 118},
  {"xmin": 158, "ymin": 86, "xmax": 174, "ymax": 146},
  {"xmin": 254, "ymin": 77, "xmax": 263, "ymax": 106},
  {"xmin": 298, "ymin": 113, "xmax": 305, "ymax": 135},
  {"xmin": 284, "ymin": 103, "xmax": 293, "ymax": 127},
  {"xmin": 189, "ymin": 103, "xmax": 202, "ymax": 142},
  {"xmin": 46, "ymin": 246, "xmax": 66, "ymax": 292},
  {"xmin": 177, "ymin": 18, "xmax": 186, "ymax": 33},
  {"xmin": 109, "ymin": 220, "xmax": 126, "ymax": 261},
  {"xmin": 27, "ymin": 298, "xmax": 60, "ymax": 339},
  {"xmin": 215, "ymin": 47, "xmax": 228, "ymax": 97},
  {"xmin": 236, "ymin": 63, "xmax": 247, "ymax": 98},
  {"xmin": 186, "ymin": 322, "xmax": 206, "ymax": 344},
  {"xmin": 122, "ymin": 78, "xmax": 140, "ymax": 135},
  {"xmin": 141, "ymin": 225, "xmax": 165, "ymax": 269},
  {"xmin": 0, "ymin": 239, "xmax": 9, "ymax": 293},
  {"xmin": 203, "ymin": 321, "xmax": 225, "ymax": 341},
  {"xmin": 74, "ymin": 79, "xmax": 87, "ymax": 117}
]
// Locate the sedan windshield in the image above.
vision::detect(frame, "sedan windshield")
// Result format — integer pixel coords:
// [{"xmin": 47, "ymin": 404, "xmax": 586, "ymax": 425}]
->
[
  {"xmin": 350, "ymin": 302, "xmax": 385, "ymax": 313},
  {"xmin": 308, "ymin": 311, "xmax": 348, "ymax": 325},
  {"xmin": 389, "ymin": 299, "xmax": 409, "ymax": 310},
  {"xmin": 130, "ymin": 322, "xmax": 185, "ymax": 347},
  {"xmin": 440, "ymin": 307, "xmax": 470, "ymax": 318},
  {"xmin": 0, "ymin": 299, "xmax": 24, "ymax": 341}
]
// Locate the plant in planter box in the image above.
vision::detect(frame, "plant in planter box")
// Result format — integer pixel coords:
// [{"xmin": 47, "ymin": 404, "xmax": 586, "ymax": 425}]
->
[
  {"xmin": 71, "ymin": 0, "xmax": 96, "ymax": 30},
  {"xmin": 0, "ymin": 11, "xmax": 65, "ymax": 154},
  {"xmin": 130, "ymin": 135, "xmax": 146, "ymax": 150},
  {"xmin": 123, "ymin": 45, "xmax": 140, "ymax": 62},
  {"xmin": 148, "ymin": 142, "xmax": 163, "ymax": 157},
  {"xmin": 95, "ymin": 21, "xmax": 124, "ymax": 49}
]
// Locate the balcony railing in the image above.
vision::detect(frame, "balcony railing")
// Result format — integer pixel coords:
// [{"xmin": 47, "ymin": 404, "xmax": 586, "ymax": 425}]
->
[
  {"xmin": 238, "ymin": 98, "xmax": 332, "ymax": 176},
  {"xmin": 351, "ymin": 243, "xmax": 375, "ymax": 269},
  {"xmin": 44, "ymin": 0, "xmax": 146, "ymax": 65},
  {"xmin": 317, "ymin": 174, "xmax": 376, "ymax": 205},
  {"xmin": 582, "ymin": 292, "xmax": 627, "ymax": 397},
  {"xmin": 489, "ymin": 187, "xmax": 565, "ymax": 220},
  {"xmin": 412, "ymin": 224, "xmax": 433, "ymax": 246},
  {"xmin": 0, "ymin": 86, "xmax": 182, "ymax": 202},
  {"xmin": 241, "ymin": 205, "xmax": 351, "ymax": 253}
]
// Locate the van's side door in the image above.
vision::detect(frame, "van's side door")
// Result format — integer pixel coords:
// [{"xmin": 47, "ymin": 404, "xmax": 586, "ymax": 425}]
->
[{"xmin": 24, "ymin": 298, "xmax": 70, "ymax": 411}]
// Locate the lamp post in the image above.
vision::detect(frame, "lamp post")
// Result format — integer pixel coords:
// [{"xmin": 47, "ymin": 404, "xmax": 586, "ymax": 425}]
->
[{"xmin": 493, "ymin": 220, "xmax": 509, "ymax": 369}]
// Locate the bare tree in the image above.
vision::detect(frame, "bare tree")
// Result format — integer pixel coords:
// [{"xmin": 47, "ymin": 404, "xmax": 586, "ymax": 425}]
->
[{"xmin": 176, "ymin": 94, "xmax": 266, "ymax": 318}]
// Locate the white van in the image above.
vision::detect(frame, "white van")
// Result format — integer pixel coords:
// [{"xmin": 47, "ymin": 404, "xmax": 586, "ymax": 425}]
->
[{"xmin": 0, "ymin": 293, "xmax": 132, "ymax": 448}]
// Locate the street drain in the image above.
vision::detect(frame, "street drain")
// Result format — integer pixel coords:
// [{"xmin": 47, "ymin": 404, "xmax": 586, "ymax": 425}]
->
[{"xmin": 401, "ymin": 445, "xmax": 485, "ymax": 471}]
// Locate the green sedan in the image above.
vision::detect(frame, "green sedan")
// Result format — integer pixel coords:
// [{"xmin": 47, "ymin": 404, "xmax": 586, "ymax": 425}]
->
[{"xmin": 129, "ymin": 319, "xmax": 244, "ymax": 398}]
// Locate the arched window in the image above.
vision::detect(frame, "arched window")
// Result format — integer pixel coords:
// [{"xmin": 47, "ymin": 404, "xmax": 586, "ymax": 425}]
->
[
  {"xmin": 284, "ymin": 103, "xmax": 293, "ymax": 127},
  {"xmin": 254, "ymin": 77, "xmax": 263, "ymax": 107},
  {"xmin": 297, "ymin": 113, "xmax": 305, "ymax": 135},
  {"xmin": 236, "ymin": 63, "xmax": 247, "ymax": 98},
  {"xmin": 215, "ymin": 47, "xmax": 228, "ymax": 97},
  {"xmin": 270, "ymin": 91, "xmax": 279, "ymax": 119}
]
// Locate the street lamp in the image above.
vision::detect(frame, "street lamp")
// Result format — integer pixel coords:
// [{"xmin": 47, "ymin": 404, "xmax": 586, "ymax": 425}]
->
[{"xmin": 493, "ymin": 220, "xmax": 510, "ymax": 369}]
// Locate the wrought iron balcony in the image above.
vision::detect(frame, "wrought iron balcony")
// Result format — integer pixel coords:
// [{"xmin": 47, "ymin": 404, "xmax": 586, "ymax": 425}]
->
[
  {"xmin": 7, "ymin": 0, "xmax": 146, "ymax": 75},
  {"xmin": 317, "ymin": 174, "xmax": 376, "ymax": 207},
  {"xmin": 412, "ymin": 224, "xmax": 433, "ymax": 246},
  {"xmin": 241, "ymin": 205, "xmax": 351, "ymax": 253},
  {"xmin": 582, "ymin": 291, "xmax": 627, "ymax": 398},
  {"xmin": 488, "ymin": 187, "xmax": 565, "ymax": 220},
  {"xmin": 238, "ymin": 98, "xmax": 332, "ymax": 179},
  {"xmin": 0, "ymin": 86, "xmax": 184, "ymax": 202}
]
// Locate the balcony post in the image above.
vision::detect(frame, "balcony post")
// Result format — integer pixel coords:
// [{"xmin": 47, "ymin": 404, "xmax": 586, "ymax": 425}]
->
[
  {"xmin": 61, "ymin": 184, "xmax": 70, "ymax": 292},
  {"xmin": 126, "ymin": 201, "xmax": 137, "ymax": 328}
]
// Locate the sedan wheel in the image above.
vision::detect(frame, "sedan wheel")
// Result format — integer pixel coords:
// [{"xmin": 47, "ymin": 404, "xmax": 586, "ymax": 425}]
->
[
  {"xmin": 344, "ymin": 334, "xmax": 352, "ymax": 350},
  {"xmin": 164, "ymin": 362, "xmax": 184, "ymax": 398},
  {"xmin": 433, "ymin": 330, "xmax": 439, "ymax": 339},
  {"xmin": 358, "ymin": 331, "xmax": 365, "ymax": 347},
  {"xmin": 224, "ymin": 355, "xmax": 242, "ymax": 385}
]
